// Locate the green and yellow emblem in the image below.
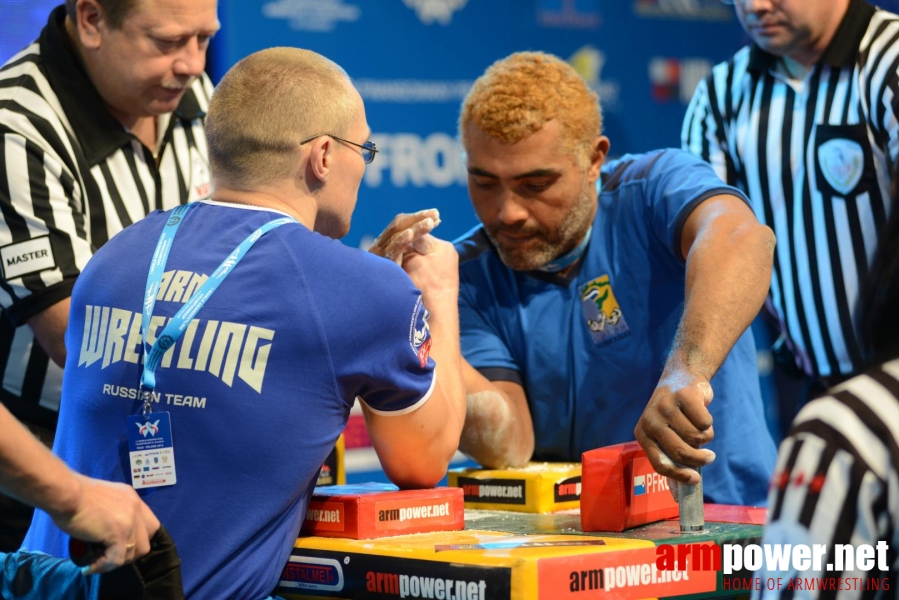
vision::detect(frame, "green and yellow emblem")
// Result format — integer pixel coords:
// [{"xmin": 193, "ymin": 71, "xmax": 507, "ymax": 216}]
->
[{"xmin": 578, "ymin": 275, "xmax": 629, "ymax": 344}]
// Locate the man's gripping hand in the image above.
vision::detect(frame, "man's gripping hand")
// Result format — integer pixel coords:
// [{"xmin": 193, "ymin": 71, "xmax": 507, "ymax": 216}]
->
[
  {"xmin": 369, "ymin": 209, "xmax": 441, "ymax": 264},
  {"xmin": 53, "ymin": 474, "xmax": 160, "ymax": 574},
  {"xmin": 401, "ymin": 235, "xmax": 458, "ymax": 303},
  {"xmin": 633, "ymin": 368, "xmax": 716, "ymax": 485}
]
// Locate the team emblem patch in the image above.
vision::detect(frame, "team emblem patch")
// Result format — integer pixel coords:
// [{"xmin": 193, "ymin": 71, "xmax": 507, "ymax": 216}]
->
[
  {"xmin": 409, "ymin": 297, "xmax": 432, "ymax": 368},
  {"xmin": 578, "ymin": 275, "xmax": 629, "ymax": 344},
  {"xmin": 817, "ymin": 138, "xmax": 863, "ymax": 195}
]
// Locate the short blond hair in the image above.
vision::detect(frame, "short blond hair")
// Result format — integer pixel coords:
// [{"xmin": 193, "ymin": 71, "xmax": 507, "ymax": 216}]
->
[
  {"xmin": 206, "ymin": 47, "xmax": 359, "ymax": 190},
  {"xmin": 459, "ymin": 52, "xmax": 602, "ymax": 167}
]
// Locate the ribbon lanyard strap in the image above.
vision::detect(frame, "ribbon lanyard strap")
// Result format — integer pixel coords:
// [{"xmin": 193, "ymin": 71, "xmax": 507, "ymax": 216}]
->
[
  {"xmin": 139, "ymin": 207, "xmax": 297, "ymax": 415},
  {"xmin": 539, "ymin": 226, "xmax": 592, "ymax": 273}
]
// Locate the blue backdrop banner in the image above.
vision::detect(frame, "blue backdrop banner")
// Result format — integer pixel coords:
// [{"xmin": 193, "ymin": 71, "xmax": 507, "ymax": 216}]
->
[
  {"xmin": 5, "ymin": 1, "xmax": 899, "ymax": 246},
  {"xmin": 209, "ymin": 0, "xmax": 756, "ymax": 247}
]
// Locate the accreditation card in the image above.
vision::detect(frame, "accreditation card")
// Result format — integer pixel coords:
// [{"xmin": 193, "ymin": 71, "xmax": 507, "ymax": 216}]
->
[{"xmin": 126, "ymin": 411, "xmax": 177, "ymax": 489}]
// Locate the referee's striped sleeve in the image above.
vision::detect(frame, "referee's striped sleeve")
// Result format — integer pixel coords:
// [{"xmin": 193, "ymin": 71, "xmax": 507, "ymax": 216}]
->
[
  {"xmin": 755, "ymin": 361, "xmax": 899, "ymax": 600},
  {"xmin": 866, "ymin": 13, "xmax": 899, "ymax": 169},
  {"xmin": 0, "ymin": 126, "xmax": 85, "ymax": 321},
  {"xmin": 683, "ymin": 67, "xmax": 742, "ymax": 188}
]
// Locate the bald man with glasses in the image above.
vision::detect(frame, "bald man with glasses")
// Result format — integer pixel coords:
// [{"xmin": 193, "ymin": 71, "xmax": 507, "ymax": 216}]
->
[{"xmin": 24, "ymin": 47, "xmax": 466, "ymax": 599}]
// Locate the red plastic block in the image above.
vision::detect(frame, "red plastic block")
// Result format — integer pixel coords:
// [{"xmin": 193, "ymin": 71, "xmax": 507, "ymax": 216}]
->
[
  {"xmin": 580, "ymin": 441, "xmax": 678, "ymax": 532},
  {"xmin": 300, "ymin": 483, "xmax": 464, "ymax": 539},
  {"xmin": 697, "ymin": 504, "xmax": 766, "ymax": 525}
]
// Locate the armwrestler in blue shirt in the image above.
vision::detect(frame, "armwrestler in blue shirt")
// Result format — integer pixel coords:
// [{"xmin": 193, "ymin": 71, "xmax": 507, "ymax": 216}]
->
[
  {"xmin": 23, "ymin": 48, "xmax": 467, "ymax": 599},
  {"xmin": 449, "ymin": 52, "xmax": 777, "ymax": 506}
]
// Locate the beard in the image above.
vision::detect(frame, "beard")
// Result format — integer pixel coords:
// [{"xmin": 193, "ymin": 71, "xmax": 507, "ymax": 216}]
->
[{"xmin": 486, "ymin": 179, "xmax": 596, "ymax": 272}]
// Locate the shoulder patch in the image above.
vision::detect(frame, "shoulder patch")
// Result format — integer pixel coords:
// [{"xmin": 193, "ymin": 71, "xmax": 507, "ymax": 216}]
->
[
  {"xmin": 409, "ymin": 296, "xmax": 432, "ymax": 368},
  {"xmin": 0, "ymin": 235, "xmax": 56, "ymax": 280}
]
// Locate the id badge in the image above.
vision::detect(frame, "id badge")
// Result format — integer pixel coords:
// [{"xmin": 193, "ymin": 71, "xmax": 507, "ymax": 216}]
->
[{"xmin": 126, "ymin": 411, "xmax": 177, "ymax": 489}]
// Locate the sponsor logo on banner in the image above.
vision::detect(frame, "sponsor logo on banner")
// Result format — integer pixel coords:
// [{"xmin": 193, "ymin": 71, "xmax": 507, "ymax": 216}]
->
[
  {"xmin": 279, "ymin": 556, "xmax": 345, "ymax": 592},
  {"xmin": 261, "ymin": 0, "xmax": 360, "ymax": 32},
  {"xmin": 364, "ymin": 133, "xmax": 467, "ymax": 188},
  {"xmin": 648, "ymin": 57, "xmax": 712, "ymax": 104},
  {"xmin": 458, "ymin": 477, "xmax": 527, "ymax": 505},
  {"xmin": 536, "ymin": 0, "xmax": 602, "ymax": 29},
  {"xmin": 402, "ymin": 0, "xmax": 468, "ymax": 24},
  {"xmin": 553, "ymin": 476, "xmax": 582, "ymax": 502},
  {"xmin": 817, "ymin": 138, "xmax": 864, "ymax": 195},
  {"xmin": 578, "ymin": 275, "xmax": 630, "ymax": 344},
  {"xmin": 634, "ymin": 0, "xmax": 732, "ymax": 21},
  {"xmin": 356, "ymin": 80, "xmax": 473, "ymax": 103},
  {"xmin": 568, "ymin": 46, "xmax": 620, "ymax": 111}
]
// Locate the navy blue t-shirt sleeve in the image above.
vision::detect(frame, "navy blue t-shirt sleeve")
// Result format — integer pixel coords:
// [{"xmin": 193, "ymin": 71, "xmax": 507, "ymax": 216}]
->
[
  {"xmin": 641, "ymin": 149, "xmax": 751, "ymax": 262},
  {"xmin": 318, "ymin": 250, "xmax": 436, "ymax": 414}
]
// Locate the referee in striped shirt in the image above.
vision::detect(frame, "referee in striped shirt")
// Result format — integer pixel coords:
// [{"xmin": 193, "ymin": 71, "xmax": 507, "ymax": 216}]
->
[
  {"xmin": 753, "ymin": 177, "xmax": 899, "ymax": 599},
  {"xmin": 682, "ymin": 0, "xmax": 898, "ymax": 410},
  {"xmin": 0, "ymin": 0, "xmax": 218, "ymax": 550}
]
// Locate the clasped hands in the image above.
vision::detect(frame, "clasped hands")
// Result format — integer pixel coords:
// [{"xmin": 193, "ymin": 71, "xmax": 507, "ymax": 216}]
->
[{"xmin": 368, "ymin": 209, "xmax": 441, "ymax": 264}]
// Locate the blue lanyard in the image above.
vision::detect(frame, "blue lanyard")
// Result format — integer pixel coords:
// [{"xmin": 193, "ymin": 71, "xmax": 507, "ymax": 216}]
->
[
  {"xmin": 539, "ymin": 176, "xmax": 603, "ymax": 273},
  {"xmin": 138, "ymin": 204, "xmax": 296, "ymax": 413},
  {"xmin": 539, "ymin": 226, "xmax": 592, "ymax": 273}
]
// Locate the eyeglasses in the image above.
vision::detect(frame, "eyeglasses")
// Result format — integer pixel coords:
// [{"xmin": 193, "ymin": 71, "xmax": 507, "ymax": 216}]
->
[{"xmin": 300, "ymin": 134, "xmax": 378, "ymax": 164}]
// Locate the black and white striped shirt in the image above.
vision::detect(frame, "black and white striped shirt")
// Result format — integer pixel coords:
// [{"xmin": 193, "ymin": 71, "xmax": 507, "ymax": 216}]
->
[
  {"xmin": 755, "ymin": 359, "xmax": 899, "ymax": 598},
  {"xmin": 682, "ymin": 0, "xmax": 898, "ymax": 379},
  {"xmin": 0, "ymin": 6, "xmax": 213, "ymax": 427}
]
